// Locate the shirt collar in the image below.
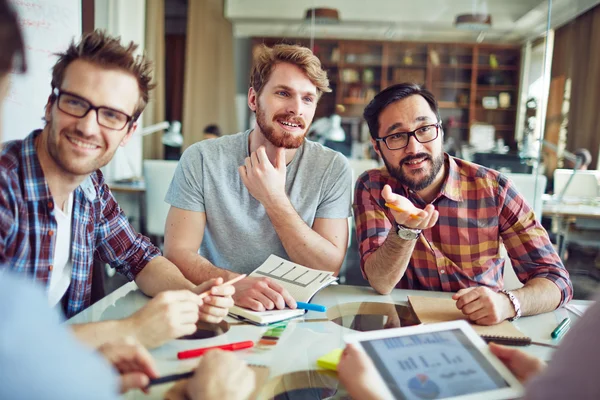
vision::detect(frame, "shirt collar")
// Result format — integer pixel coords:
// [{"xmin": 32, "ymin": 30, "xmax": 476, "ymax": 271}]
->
[
  {"xmin": 21, "ymin": 130, "xmax": 96, "ymax": 202},
  {"xmin": 439, "ymin": 154, "xmax": 463, "ymax": 202}
]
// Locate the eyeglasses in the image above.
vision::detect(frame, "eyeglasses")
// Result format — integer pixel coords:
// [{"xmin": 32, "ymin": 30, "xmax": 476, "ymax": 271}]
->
[
  {"xmin": 375, "ymin": 122, "xmax": 441, "ymax": 150},
  {"xmin": 53, "ymin": 88, "xmax": 135, "ymax": 130}
]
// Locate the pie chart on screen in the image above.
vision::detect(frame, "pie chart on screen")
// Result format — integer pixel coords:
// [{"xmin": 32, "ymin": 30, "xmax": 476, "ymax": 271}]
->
[{"xmin": 407, "ymin": 374, "xmax": 440, "ymax": 399}]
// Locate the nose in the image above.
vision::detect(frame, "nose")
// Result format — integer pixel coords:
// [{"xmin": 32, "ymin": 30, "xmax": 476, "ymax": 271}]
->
[
  {"xmin": 76, "ymin": 109, "xmax": 102, "ymax": 136},
  {"xmin": 404, "ymin": 133, "xmax": 424, "ymax": 154},
  {"xmin": 285, "ymin": 95, "xmax": 303, "ymax": 116}
]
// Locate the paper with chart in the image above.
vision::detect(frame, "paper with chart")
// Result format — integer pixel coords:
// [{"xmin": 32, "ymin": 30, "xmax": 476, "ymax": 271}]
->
[{"xmin": 250, "ymin": 255, "xmax": 337, "ymax": 302}]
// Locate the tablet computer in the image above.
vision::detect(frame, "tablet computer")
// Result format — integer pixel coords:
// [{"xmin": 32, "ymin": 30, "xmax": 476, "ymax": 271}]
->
[{"xmin": 344, "ymin": 320, "xmax": 524, "ymax": 400}]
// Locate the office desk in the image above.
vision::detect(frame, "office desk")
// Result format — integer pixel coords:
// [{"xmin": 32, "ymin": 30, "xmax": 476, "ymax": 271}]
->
[
  {"xmin": 68, "ymin": 283, "xmax": 588, "ymax": 399},
  {"xmin": 542, "ymin": 195, "xmax": 600, "ymax": 259}
]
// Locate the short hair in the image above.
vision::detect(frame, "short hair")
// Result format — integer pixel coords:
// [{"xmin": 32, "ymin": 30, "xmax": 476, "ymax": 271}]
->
[
  {"xmin": 0, "ymin": 0, "xmax": 27, "ymax": 75},
  {"xmin": 250, "ymin": 44, "xmax": 331, "ymax": 100},
  {"xmin": 203, "ymin": 124, "xmax": 221, "ymax": 137},
  {"xmin": 50, "ymin": 30, "xmax": 154, "ymax": 120},
  {"xmin": 574, "ymin": 148, "xmax": 592, "ymax": 167},
  {"xmin": 363, "ymin": 83, "xmax": 441, "ymax": 140}
]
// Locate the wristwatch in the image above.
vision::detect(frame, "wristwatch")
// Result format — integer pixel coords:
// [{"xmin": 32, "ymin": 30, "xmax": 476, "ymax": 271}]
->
[
  {"xmin": 500, "ymin": 289, "xmax": 521, "ymax": 321},
  {"xmin": 396, "ymin": 224, "xmax": 422, "ymax": 241}
]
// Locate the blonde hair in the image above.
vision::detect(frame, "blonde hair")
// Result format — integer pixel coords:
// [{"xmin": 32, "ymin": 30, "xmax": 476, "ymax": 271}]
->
[
  {"xmin": 50, "ymin": 30, "xmax": 154, "ymax": 121},
  {"xmin": 250, "ymin": 44, "xmax": 331, "ymax": 99}
]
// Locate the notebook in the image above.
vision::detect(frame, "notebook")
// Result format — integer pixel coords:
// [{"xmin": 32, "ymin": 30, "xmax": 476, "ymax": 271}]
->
[
  {"xmin": 408, "ymin": 295, "xmax": 531, "ymax": 346},
  {"xmin": 228, "ymin": 255, "xmax": 337, "ymax": 325}
]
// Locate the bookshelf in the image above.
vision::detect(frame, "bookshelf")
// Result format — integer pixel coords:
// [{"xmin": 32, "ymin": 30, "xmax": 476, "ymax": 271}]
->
[{"xmin": 251, "ymin": 38, "xmax": 522, "ymax": 146}]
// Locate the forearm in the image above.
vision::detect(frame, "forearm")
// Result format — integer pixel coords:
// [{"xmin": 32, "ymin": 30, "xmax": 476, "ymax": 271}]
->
[
  {"xmin": 364, "ymin": 230, "xmax": 416, "ymax": 295},
  {"xmin": 264, "ymin": 198, "xmax": 345, "ymax": 274},
  {"xmin": 134, "ymin": 256, "xmax": 195, "ymax": 296},
  {"xmin": 513, "ymin": 278, "xmax": 562, "ymax": 316},
  {"xmin": 71, "ymin": 319, "xmax": 135, "ymax": 349},
  {"xmin": 164, "ymin": 249, "xmax": 239, "ymax": 285}
]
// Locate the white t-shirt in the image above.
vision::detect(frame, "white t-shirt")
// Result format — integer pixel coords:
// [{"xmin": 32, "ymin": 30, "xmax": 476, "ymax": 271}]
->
[{"xmin": 47, "ymin": 193, "xmax": 74, "ymax": 307}]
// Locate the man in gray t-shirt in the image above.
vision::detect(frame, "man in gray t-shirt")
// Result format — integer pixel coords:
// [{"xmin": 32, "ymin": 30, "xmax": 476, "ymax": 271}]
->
[{"xmin": 164, "ymin": 44, "xmax": 352, "ymax": 313}]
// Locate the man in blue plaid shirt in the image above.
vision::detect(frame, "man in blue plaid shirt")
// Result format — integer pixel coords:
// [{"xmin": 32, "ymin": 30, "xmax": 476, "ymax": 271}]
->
[{"xmin": 0, "ymin": 30, "xmax": 235, "ymax": 349}]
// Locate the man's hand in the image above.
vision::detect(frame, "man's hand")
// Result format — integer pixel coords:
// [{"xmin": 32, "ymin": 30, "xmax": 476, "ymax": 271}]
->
[
  {"xmin": 239, "ymin": 146, "xmax": 287, "ymax": 206},
  {"xmin": 98, "ymin": 337, "xmax": 159, "ymax": 394},
  {"xmin": 453, "ymin": 287, "xmax": 516, "ymax": 325},
  {"xmin": 192, "ymin": 278, "xmax": 235, "ymax": 324},
  {"xmin": 488, "ymin": 343, "xmax": 546, "ymax": 383},
  {"xmin": 338, "ymin": 344, "xmax": 388, "ymax": 400},
  {"xmin": 232, "ymin": 276, "xmax": 296, "ymax": 312},
  {"xmin": 186, "ymin": 350, "xmax": 255, "ymax": 400},
  {"xmin": 127, "ymin": 290, "xmax": 203, "ymax": 348},
  {"xmin": 381, "ymin": 184, "xmax": 438, "ymax": 230}
]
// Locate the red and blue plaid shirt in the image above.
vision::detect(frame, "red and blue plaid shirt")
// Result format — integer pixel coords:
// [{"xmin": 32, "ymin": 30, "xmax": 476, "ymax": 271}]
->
[
  {"xmin": 0, "ymin": 131, "xmax": 160, "ymax": 317},
  {"xmin": 354, "ymin": 155, "xmax": 572, "ymax": 306}
]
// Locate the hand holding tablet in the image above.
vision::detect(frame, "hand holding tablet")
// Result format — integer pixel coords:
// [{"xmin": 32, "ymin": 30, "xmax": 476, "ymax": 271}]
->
[{"xmin": 342, "ymin": 320, "xmax": 524, "ymax": 400}]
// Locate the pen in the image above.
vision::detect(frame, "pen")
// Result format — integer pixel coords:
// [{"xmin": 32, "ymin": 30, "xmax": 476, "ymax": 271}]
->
[
  {"xmin": 148, "ymin": 371, "xmax": 194, "ymax": 387},
  {"xmin": 384, "ymin": 203, "xmax": 421, "ymax": 219},
  {"xmin": 177, "ymin": 340, "xmax": 254, "ymax": 360},
  {"xmin": 296, "ymin": 301, "xmax": 327, "ymax": 312},
  {"xmin": 551, "ymin": 317, "xmax": 571, "ymax": 339},
  {"xmin": 198, "ymin": 274, "xmax": 246, "ymax": 299}
]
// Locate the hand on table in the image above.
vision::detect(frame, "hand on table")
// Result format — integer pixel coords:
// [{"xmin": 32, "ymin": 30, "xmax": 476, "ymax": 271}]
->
[
  {"xmin": 127, "ymin": 290, "xmax": 203, "ymax": 348},
  {"xmin": 192, "ymin": 278, "xmax": 235, "ymax": 324},
  {"xmin": 98, "ymin": 337, "xmax": 159, "ymax": 394},
  {"xmin": 337, "ymin": 344, "xmax": 388, "ymax": 400},
  {"xmin": 453, "ymin": 286, "xmax": 516, "ymax": 325},
  {"xmin": 186, "ymin": 350, "xmax": 255, "ymax": 400},
  {"xmin": 382, "ymin": 184, "xmax": 438, "ymax": 230},
  {"xmin": 239, "ymin": 146, "xmax": 287, "ymax": 206},
  {"xmin": 233, "ymin": 276, "xmax": 296, "ymax": 312},
  {"xmin": 489, "ymin": 343, "xmax": 546, "ymax": 383}
]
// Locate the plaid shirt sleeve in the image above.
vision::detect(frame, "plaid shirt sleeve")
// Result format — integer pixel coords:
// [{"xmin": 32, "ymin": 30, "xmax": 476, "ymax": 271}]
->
[
  {"xmin": 353, "ymin": 170, "xmax": 394, "ymax": 278},
  {"xmin": 92, "ymin": 172, "xmax": 161, "ymax": 280},
  {"xmin": 498, "ymin": 175, "xmax": 573, "ymax": 305}
]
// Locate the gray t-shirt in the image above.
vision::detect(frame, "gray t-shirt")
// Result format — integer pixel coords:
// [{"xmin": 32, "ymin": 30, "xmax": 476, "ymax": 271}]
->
[{"xmin": 165, "ymin": 130, "xmax": 352, "ymax": 274}]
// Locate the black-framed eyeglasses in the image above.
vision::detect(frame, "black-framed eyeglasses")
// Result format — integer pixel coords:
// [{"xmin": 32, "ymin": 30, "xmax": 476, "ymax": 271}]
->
[
  {"xmin": 375, "ymin": 122, "xmax": 442, "ymax": 150},
  {"xmin": 53, "ymin": 88, "xmax": 135, "ymax": 130}
]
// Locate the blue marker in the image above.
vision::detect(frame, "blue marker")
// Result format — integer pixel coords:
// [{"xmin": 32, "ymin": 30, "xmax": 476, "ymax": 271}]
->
[{"xmin": 296, "ymin": 301, "xmax": 327, "ymax": 312}]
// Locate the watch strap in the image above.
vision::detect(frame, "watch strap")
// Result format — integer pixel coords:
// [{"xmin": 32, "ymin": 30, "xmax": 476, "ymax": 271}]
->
[{"xmin": 500, "ymin": 289, "xmax": 521, "ymax": 321}]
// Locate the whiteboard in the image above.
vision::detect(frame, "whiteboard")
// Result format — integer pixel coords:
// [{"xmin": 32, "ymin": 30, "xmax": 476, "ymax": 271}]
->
[{"xmin": 2, "ymin": 0, "xmax": 81, "ymax": 143}]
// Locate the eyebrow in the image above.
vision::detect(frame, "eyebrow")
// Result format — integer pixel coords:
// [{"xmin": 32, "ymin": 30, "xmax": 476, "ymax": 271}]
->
[
  {"xmin": 385, "ymin": 116, "xmax": 433, "ymax": 135},
  {"xmin": 273, "ymin": 84, "xmax": 317, "ymax": 98}
]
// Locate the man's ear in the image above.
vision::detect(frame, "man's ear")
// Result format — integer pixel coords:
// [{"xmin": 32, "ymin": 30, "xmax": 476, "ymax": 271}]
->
[
  {"xmin": 120, "ymin": 121, "xmax": 137, "ymax": 147},
  {"xmin": 44, "ymin": 95, "xmax": 55, "ymax": 122},
  {"xmin": 248, "ymin": 87, "xmax": 257, "ymax": 112},
  {"xmin": 371, "ymin": 137, "xmax": 383, "ymax": 158}
]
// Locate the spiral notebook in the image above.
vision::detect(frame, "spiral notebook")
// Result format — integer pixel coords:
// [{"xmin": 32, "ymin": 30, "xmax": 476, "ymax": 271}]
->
[{"xmin": 408, "ymin": 295, "xmax": 531, "ymax": 346}]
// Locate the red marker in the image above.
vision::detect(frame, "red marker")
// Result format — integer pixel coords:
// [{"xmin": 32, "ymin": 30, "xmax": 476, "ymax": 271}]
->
[{"xmin": 177, "ymin": 340, "xmax": 254, "ymax": 360}]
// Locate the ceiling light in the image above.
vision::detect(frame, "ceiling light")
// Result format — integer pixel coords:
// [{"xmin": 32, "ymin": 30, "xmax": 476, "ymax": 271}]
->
[
  {"xmin": 305, "ymin": 8, "xmax": 340, "ymax": 24},
  {"xmin": 455, "ymin": 13, "xmax": 492, "ymax": 30}
]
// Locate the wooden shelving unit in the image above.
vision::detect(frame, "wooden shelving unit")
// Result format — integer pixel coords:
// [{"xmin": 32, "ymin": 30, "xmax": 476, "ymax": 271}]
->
[{"xmin": 251, "ymin": 38, "xmax": 522, "ymax": 147}]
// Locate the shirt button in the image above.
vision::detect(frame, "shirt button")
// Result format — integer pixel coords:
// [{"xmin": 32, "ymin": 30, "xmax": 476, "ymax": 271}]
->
[
  {"xmin": 48, "ymin": 265, "xmax": 54, "ymax": 271},
  {"xmin": 440, "ymin": 269, "xmax": 446, "ymax": 274},
  {"xmin": 47, "ymin": 201, "xmax": 54, "ymax": 209},
  {"xmin": 48, "ymin": 230, "xmax": 54, "ymax": 237}
]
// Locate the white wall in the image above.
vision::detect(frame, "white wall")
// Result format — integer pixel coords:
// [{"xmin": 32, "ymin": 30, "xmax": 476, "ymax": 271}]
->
[{"xmin": 95, "ymin": 0, "xmax": 147, "ymax": 181}]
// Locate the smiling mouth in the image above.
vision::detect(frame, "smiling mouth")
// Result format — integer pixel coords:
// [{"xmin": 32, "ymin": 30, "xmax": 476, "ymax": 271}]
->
[
  {"xmin": 404, "ymin": 157, "xmax": 428, "ymax": 166},
  {"xmin": 66, "ymin": 135, "xmax": 100, "ymax": 150},
  {"xmin": 277, "ymin": 119, "xmax": 303, "ymax": 129}
]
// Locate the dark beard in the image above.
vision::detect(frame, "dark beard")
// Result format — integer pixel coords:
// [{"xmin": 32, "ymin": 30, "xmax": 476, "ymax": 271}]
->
[
  {"xmin": 382, "ymin": 151, "xmax": 445, "ymax": 192},
  {"xmin": 256, "ymin": 104, "xmax": 306, "ymax": 149}
]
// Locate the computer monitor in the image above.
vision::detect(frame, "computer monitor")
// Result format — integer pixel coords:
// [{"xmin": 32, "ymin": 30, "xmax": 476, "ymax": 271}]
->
[{"xmin": 553, "ymin": 169, "xmax": 600, "ymax": 198}]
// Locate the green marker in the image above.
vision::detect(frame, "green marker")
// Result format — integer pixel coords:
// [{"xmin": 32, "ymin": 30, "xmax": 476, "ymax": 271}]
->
[{"xmin": 551, "ymin": 317, "xmax": 571, "ymax": 339}]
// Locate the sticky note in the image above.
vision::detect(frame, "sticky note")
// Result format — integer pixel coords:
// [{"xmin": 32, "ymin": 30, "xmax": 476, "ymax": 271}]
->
[{"xmin": 316, "ymin": 348, "xmax": 343, "ymax": 371}]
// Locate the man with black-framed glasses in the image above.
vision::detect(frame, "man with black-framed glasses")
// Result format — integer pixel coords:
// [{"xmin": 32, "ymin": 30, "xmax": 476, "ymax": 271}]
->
[
  {"xmin": 0, "ymin": 30, "xmax": 237, "ymax": 349},
  {"xmin": 354, "ymin": 83, "xmax": 572, "ymax": 325}
]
